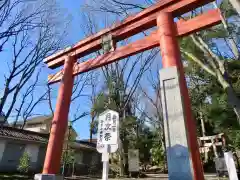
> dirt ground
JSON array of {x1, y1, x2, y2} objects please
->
[{"x1": 65, "y1": 174, "x2": 228, "y2": 180}]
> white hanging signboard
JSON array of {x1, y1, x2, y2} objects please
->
[
  {"x1": 96, "y1": 109, "x2": 120, "y2": 180},
  {"x1": 97, "y1": 109, "x2": 119, "y2": 153}
]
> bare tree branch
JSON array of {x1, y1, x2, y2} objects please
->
[{"x1": 0, "y1": 0, "x2": 68, "y2": 123}]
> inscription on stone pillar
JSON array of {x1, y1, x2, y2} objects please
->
[
  {"x1": 163, "y1": 78, "x2": 186, "y2": 147},
  {"x1": 160, "y1": 66, "x2": 193, "y2": 180}
]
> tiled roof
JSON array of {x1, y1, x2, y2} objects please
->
[
  {"x1": 80, "y1": 138, "x2": 97, "y2": 143},
  {"x1": 77, "y1": 140, "x2": 97, "y2": 148},
  {"x1": 71, "y1": 141, "x2": 96, "y2": 151},
  {"x1": 0, "y1": 126, "x2": 49, "y2": 143},
  {"x1": 0, "y1": 126, "x2": 97, "y2": 151}
]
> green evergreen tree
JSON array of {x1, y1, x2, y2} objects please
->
[
  {"x1": 181, "y1": 0, "x2": 240, "y2": 121},
  {"x1": 18, "y1": 152, "x2": 31, "y2": 173}
]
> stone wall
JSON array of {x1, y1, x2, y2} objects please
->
[{"x1": 0, "y1": 138, "x2": 45, "y2": 173}]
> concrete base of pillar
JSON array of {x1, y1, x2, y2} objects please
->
[
  {"x1": 34, "y1": 174, "x2": 63, "y2": 180},
  {"x1": 159, "y1": 66, "x2": 193, "y2": 180}
]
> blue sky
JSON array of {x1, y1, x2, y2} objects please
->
[
  {"x1": 0, "y1": 0, "x2": 93, "y2": 139},
  {"x1": 58, "y1": 1, "x2": 85, "y2": 44},
  {"x1": 49, "y1": 0, "x2": 92, "y2": 139},
  {"x1": 19, "y1": 0, "x2": 158, "y2": 139},
  {"x1": 52, "y1": 0, "x2": 235, "y2": 139},
  {"x1": 44, "y1": 0, "x2": 160, "y2": 139},
  {"x1": 0, "y1": 0, "x2": 155, "y2": 140}
]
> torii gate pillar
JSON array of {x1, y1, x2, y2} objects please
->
[
  {"x1": 158, "y1": 12, "x2": 204, "y2": 180},
  {"x1": 35, "y1": 56, "x2": 75, "y2": 180}
]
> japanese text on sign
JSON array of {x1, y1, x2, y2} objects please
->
[{"x1": 97, "y1": 110, "x2": 119, "y2": 145}]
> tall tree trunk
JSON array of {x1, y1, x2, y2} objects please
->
[
  {"x1": 5, "y1": 86, "x2": 20, "y2": 120},
  {"x1": 89, "y1": 130, "x2": 93, "y2": 142},
  {"x1": 90, "y1": 113, "x2": 94, "y2": 142},
  {"x1": 119, "y1": 141, "x2": 125, "y2": 177},
  {"x1": 0, "y1": 83, "x2": 11, "y2": 115},
  {"x1": 0, "y1": 90, "x2": 8, "y2": 115},
  {"x1": 72, "y1": 159, "x2": 75, "y2": 177},
  {"x1": 123, "y1": 139, "x2": 129, "y2": 176},
  {"x1": 216, "y1": 69, "x2": 240, "y2": 123},
  {"x1": 228, "y1": 0, "x2": 240, "y2": 16},
  {"x1": 199, "y1": 111, "x2": 208, "y2": 163},
  {"x1": 200, "y1": 112, "x2": 206, "y2": 137},
  {"x1": 123, "y1": 109, "x2": 129, "y2": 176},
  {"x1": 212, "y1": 1, "x2": 239, "y2": 60},
  {"x1": 119, "y1": 109, "x2": 129, "y2": 176},
  {"x1": 119, "y1": 108, "x2": 125, "y2": 177},
  {"x1": 160, "y1": 132, "x2": 167, "y2": 173},
  {"x1": 227, "y1": 86, "x2": 240, "y2": 123}
]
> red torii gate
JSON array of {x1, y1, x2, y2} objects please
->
[{"x1": 39, "y1": 0, "x2": 222, "y2": 179}]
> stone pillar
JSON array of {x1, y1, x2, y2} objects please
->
[
  {"x1": 34, "y1": 174, "x2": 63, "y2": 180},
  {"x1": 157, "y1": 12, "x2": 204, "y2": 180},
  {"x1": 159, "y1": 67, "x2": 192, "y2": 179}
]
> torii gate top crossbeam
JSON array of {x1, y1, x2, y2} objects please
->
[
  {"x1": 44, "y1": 0, "x2": 215, "y2": 69},
  {"x1": 48, "y1": 9, "x2": 221, "y2": 84}
]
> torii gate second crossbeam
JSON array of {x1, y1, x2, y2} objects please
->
[{"x1": 36, "y1": 0, "x2": 223, "y2": 180}]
